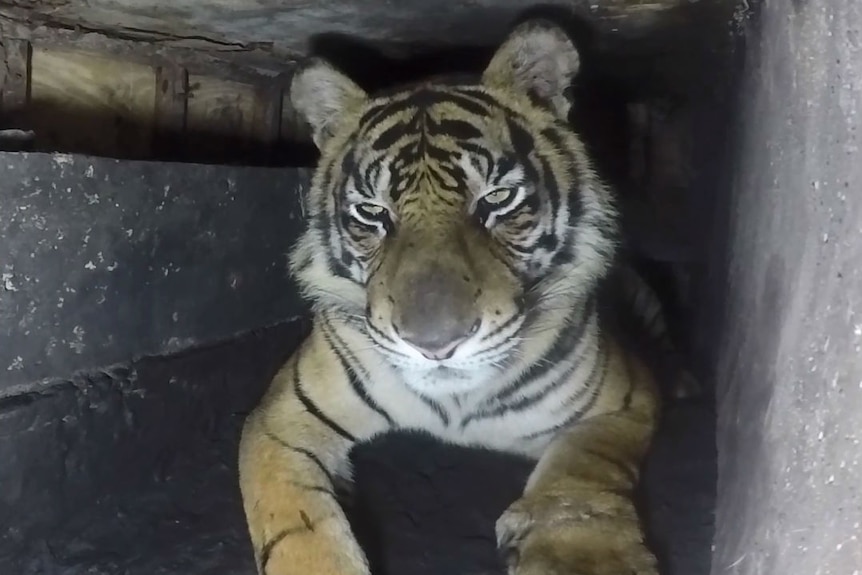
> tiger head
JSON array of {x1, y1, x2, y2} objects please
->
[{"x1": 289, "y1": 19, "x2": 618, "y2": 386}]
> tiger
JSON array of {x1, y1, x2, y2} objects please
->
[{"x1": 238, "y1": 18, "x2": 664, "y2": 575}]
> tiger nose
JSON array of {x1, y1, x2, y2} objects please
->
[
  {"x1": 397, "y1": 316, "x2": 481, "y2": 360},
  {"x1": 393, "y1": 271, "x2": 481, "y2": 360}
]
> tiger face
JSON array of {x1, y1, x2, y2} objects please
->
[{"x1": 289, "y1": 20, "x2": 617, "y2": 388}]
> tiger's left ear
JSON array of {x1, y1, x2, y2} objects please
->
[
  {"x1": 482, "y1": 19, "x2": 580, "y2": 119},
  {"x1": 290, "y1": 58, "x2": 369, "y2": 149}
]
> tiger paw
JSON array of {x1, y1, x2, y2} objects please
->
[{"x1": 495, "y1": 488, "x2": 659, "y2": 575}]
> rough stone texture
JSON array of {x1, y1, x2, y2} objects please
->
[
  {"x1": 0, "y1": 153, "x2": 310, "y2": 393},
  {"x1": 705, "y1": 0, "x2": 862, "y2": 573},
  {"x1": 0, "y1": 321, "x2": 304, "y2": 575}
]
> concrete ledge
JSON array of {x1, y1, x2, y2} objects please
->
[{"x1": 0, "y1": 153, "x2": 310, "y2": 392}]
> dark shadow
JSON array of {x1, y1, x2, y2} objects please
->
[{"x1": 307, "y1": 32, "x2": 496, "y2": 93}]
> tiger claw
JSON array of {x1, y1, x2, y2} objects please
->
[{"x1": 496, "y1": 502, "x2": 533, "y2": 550}]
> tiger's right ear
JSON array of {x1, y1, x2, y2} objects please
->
[
  {"x1": 290, "y1": 59, "x2": 368, "y2": 149},
  {"x1": 482, "y1": 19, "x2": 580, "y2": 119}
]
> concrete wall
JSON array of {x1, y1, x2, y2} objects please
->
[
  {"x1": 706, "y1": 1, "x2": 862, "y2": 573},
  {"x1": 0, "y1": 153, "x2": 310, "y2": 393}
]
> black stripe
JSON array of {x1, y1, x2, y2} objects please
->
[
  {"x1": 473, "y1": 336, "x2": 596, "y2": 423},
  {"x1": 293, "y1": 364, "x2": 357, "y2": 442},
  {"x1": 362, "y1": 152, "x2": 389, "y2": 191},
  {"x1": 459, "y1": 142, "x2": 496, "y2": 168},
  {"x1": 581, "y1": 445, "x2": 638, "y2": 487},
  {"x1": 286, "y1": 480, "x2": 340, "y2": 499},
  {"x1": 364, "y1": 318, "x2": 399, "y2": 346},
  {"x1": 492, "y1": 245, "x2": 524, "y2": 281},
  {"x1": 340, "y1": 148, "x2": 358, "y2": 185},
  {"x1": 539, "y1": 127, "x2": 571, "y2": 213},
  {"x1": 433, "y1": 161, "x2": 468, "y2": 190},
  {"x1": 521, "y1": 338, "x2": 609, "y2": 441},
  {"x1": 467, "y1": 317, "x2": 524, "y2": 367},
  {"x1": 325, "y1": 240, "x2": 361, "y2": 285},
  {"x1": 357, "y1": 100, "x2": 392, "y2": 127},
  {"x1": 557, "y1": 349, "x2": 601, "y2": 410},
  {"x1": 372, "y1": 117, "x2": 416, "y2": 151},
  {"x1": 321, "y1": 318, "x2": 395, "y2": 426},
  {"x1": 462, "y1": 302, "x2": 595, "y2": 429},
  {"x1": 540, "y1": 126, "x2": 567, "y2": 152},
  {"x1": 505, "y1": 116, "x2": 536, "y2": 159},
  {"x1": 425, "y1": 141, "x2": 458, "y2": 163},
  {"x1": 620, "y1": 349, "x2": 640, "y2": 412},
  {"x1": 565, "y1": 338, "x2": 608, "y2": 418},
  {"x1": 427, "y1": 88, "x2": 494, "y2": 117},
  {"x1": 536, "y1": 232, "x2": 559, "y2": 252},
  {"x1": 264, "y1": 431, "x2": 336, "y2": 486},
  {"x1": 551, "y1": 243, "x2": 576, "y2": 266},
  {"x1": 260, "y1": 525, "x2": 310, "y2": 573},
  {"x1": 508, "y1": 242, "x2": 535, "y2": 256},
  {"x1": 484, "y1": 298, "x2": 596, "y2": 406},
  {"x1": 450, "y1": 87, "x2": 503, "y2": 111},
  {"x1": 504, "y1": 117, "x2": 545, "y2": 209},
  {"x1": 429, "y1": 118, "x2": 483, "y2": 140},
  {"x1": 310, "y1": 166, "x2": 349, "y2": 282},
  {"x1": 411, "y1": 390, "x2": 450, "y2": 427},
  {"x1": 358, "y1": 95, "x2": 412, "y2": 129},
  {"x1": 478, "y1": 312, "x2": 522, "y2": 343},
  {"x1": 365, "y1": 320, "x2": 411, "y2": 358}
]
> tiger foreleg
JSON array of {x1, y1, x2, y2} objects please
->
[
  {"x1": 238, "y1": 338, "x2": 389, "y2": 575},
  {"x1": 239, "y1": 414, "x2": 368, "y2": 575},
  {"x1": 497, "y1": 354, "x2": 660, "y2": 575}
]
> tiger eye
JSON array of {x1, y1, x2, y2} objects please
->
[
  {"x1": 355, "y1": 203, "x2": 386, "y2": 219},
  {"x1": 482, "y1": 188, "x2": 513, "y2": 205}
]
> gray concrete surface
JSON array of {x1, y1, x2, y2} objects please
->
[
  {"x1": 0, "y1": 153, "x2": 310, "y2": 393},
  {"x1": 705, "y1": 1, "x2": 862, "y2": 573}
]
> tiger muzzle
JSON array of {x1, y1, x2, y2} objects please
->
[{"x1": 391, "y1": 265, "x2": 481, "y2": 360}]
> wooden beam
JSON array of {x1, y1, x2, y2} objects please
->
[
  {"x1": 251, "y1": 81, "x2": 284, "y2": 163},
  {"x1": 0, "y1": 37, "x2": 31, "y2": 113},
  {"x1": 27, "y1": 47, "x2": 156, "y2": 157},
  {"x1": 185, "y1": 74, "x2": 257, "y2": 161},
  {"x1": 0, "y1": 15, "x2": 294, "y2": 85},
  {"x1": 153, "y1": 63, "x2": 189, "y2": 156}
]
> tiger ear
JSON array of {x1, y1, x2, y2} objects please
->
[
  {"x1": 481, "y1": 19, "x2": 580, "y2": 119},
  {"x1": 290, "y1": 58, "x2": 368, "y2": 149}
]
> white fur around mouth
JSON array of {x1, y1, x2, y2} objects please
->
[{"x1": 396, "y1": 363, "x2": 503, "y2": 396}]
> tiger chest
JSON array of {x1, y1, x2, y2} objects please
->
[{"x1": 383, "y1": 373, "x2": 588, "y2": 460}]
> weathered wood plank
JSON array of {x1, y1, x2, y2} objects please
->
[
  {"x1": 251, "y1": 82, "x2": 284, "y2": 163},
  {"x1": 28, "y1": 48, "x2": 156, "y2": 157},
  {"x1": 0, "y1": 37, "x2": 31, "y2": 112},
  {"x1": 1, "y1": 38, "x2": 288, "y2": 161},
  {"x1": 185, "y1": 74, "x2": 257, "y2": 161},
  {"x1": 0, "y1": 16, "x2": 294, "y2": 84},
  {"x1": 153, "y1": 63, "x2": 189, "y2": 156}
]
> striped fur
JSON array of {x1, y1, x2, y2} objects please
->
[
  {"x1": 239, "y1": 19, "x2": 661, "y2": 575},
  {"x1": 608, "y1": 260, "x2": 702, "y2": 400}
]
